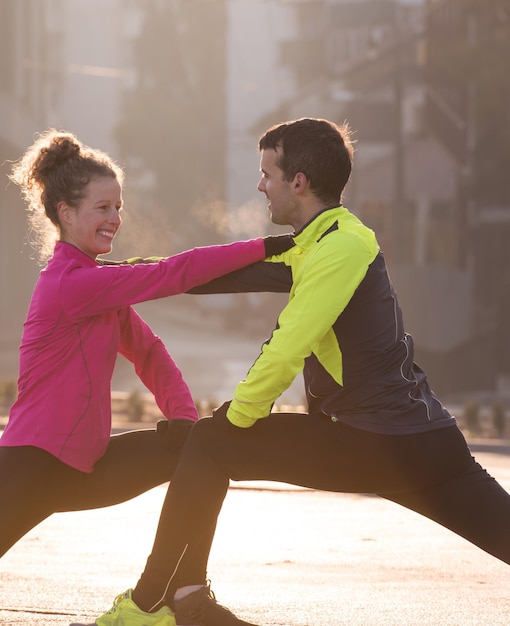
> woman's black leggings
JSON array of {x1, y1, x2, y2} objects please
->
[{"x1": 0, "y1": 425, "x2": 179, "y2": 558}]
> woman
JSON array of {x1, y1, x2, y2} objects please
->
[{"x1": 0, "y1": 129, "x2": 293, "y2": 560}]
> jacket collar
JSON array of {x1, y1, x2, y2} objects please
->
[
  {"x1": 293, "y1": 205, "x2": 348, "y2": 250},
  {"x1": 52, "y1": 241, "x2": 100, "y2": 266}
]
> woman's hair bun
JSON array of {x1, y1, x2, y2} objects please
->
[{"x1": 35, "y1": 133, "x2": 81, "y2": 179}]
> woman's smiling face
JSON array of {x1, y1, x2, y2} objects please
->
[{"x1": 58, "y1": 175, "x2": 123, "y2": 259}]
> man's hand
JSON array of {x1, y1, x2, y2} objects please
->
[
  {"x1": 157, "y1": 418, "x2": 195, "y2": 453},
  {"x1": 212, "y1": 401, "x2": 240, "y2": 433}
]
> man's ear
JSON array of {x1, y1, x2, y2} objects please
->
[
  {"x1": 57, "y1": 201, "x2": 72, "y2": 224},
  {"x1": 293, "y1": 172, "x2": 308, "y2": 193}
]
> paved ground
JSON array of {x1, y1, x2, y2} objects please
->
[{"x1": 1, "y1": 441, "x2": 509, "y2": 626}]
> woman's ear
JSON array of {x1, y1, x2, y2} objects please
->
[{"x1": 57, "y1": 201, "x2": 72, "y2": 224}]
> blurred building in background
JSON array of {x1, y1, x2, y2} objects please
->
[
  {"x1": 0, "y1": 0, "x2": 60, "y2": 376},
  {"x1": 0, "y1": 0, "x2": 228, "y2": 377},
  {"x1": 0, "y1": 0, "x2": 136, "y2": 376},
  {"x1": 1, "y1": 0, "x2": 509, "y2": 399},
  {"x1": 423, "y1": 0, "x2": 510, "y2": 393}
]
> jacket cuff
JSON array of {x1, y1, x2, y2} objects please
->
[{"x1": 226, "y1": 403, "x2": 258, "y2": 428}]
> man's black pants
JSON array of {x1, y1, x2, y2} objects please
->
[{"x1": 134, "y1": 413, "x2": 510, "y2": 611}]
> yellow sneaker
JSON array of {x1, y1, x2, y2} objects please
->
[{"x1": 95, "y1": 589, "x2": 176, "y2": 626}]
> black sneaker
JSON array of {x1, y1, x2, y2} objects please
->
[{"x1": 174, "y1": 585, "x2": 258, "y2": 626}]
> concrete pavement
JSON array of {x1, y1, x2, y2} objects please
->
[{"x1": 0, "y1": 443, "x2": 509, "y2": 626}]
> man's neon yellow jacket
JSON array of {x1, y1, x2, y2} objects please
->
[{"x1": 192, "y1": 206, "x2": 455, "y2": 435}]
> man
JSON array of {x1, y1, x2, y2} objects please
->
[{"x1": 94, "y1": 118, "x2": 510, "y2": 626}]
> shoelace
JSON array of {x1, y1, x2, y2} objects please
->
[
  {"x1": 105, "y1": 591, "x2": 128, "y2": 615},
  {"x1": 204, "y1": 584, "x2": 217, "y2": 603}
]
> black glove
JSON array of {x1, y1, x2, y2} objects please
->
[
  {"x1": 157, "y1": 418, "x2": 195, "y2": 453},
  {"x1": 263, "y1": 234, "x2": 295, "y2": 257},
  {"x1": 212, "y1": 401, "x2": 240, "y2": 433}
]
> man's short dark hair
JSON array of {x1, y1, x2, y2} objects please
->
[{"x1": 259, "y1": 118, "x2": 354, "y2": 205}]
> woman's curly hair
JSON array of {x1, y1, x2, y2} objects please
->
[{"x1": 9, "y1": 129, "x2": 124, "y2": 262}]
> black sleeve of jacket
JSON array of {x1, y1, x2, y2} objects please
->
[{"x1": 187, "y1": 260, "x2": 292, "y2": 294}]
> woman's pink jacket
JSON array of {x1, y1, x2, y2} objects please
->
[{"x1": 0, "y1": 239, "x2": 264, "y2": 471}]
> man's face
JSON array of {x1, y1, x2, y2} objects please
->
[{"x1": 257, "y1": 148, "x2": 300, "y2": 228}]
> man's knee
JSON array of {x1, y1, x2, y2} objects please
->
[
  {"x1": 187, "y1": 416, "x2": 220, "y2": 448},
  {"x1": 186, "y1": 415, "x2": 245, "y2": 458}
]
